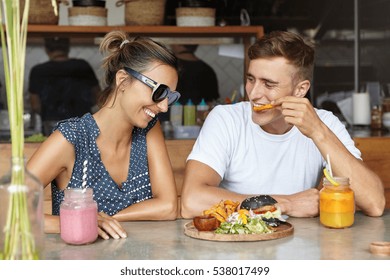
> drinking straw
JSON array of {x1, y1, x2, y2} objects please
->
[
  {"x1": 82, "y1": 159, "x2": 88, "y2": 191},
  {"x1": 326, "y1": 154, "x2": 333, "y2": 177}
]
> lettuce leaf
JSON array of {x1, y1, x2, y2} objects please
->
[{"x1": 215, "y1": 217, "x2": 274, "y2": 235}]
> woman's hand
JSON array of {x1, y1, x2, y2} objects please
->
[{"x1": 97, "y1": 212, "x2": 128, "y2": 240}]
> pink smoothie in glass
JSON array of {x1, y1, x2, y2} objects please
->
[{"x1": 60, "y1": 207, "x2": 98, "y2": 245}]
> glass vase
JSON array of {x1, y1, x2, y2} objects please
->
[{"x1": 0, "y1": 157, "x2": 44, "y2": 260}]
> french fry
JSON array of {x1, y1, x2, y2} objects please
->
[
  {"x1": 202, "y1": 200, "x2": 240, "y2": 223},
  {"x1": 224, "y1": 199, "x2": 238, "y2": 206},
  {"x1": 216, "y1": 207, "x2": 228, "y2": 220},
  {"x1": 213, "y1": 212, "x2": 227, "y2": 223},
  {"x1": 253, "y1": 104, "x2": 274, "y2": 111}
]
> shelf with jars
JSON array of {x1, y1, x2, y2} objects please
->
[
  {"x1": 26, "y1": 25, "x2": 263, "y2": 40},
  {"x1": 26, "y1": 24, "x2": 263, "y2": 74}
]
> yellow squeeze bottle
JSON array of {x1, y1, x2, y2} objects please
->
[{"x1": 183, "y1": 99, "x2": 196, "y2": 126}]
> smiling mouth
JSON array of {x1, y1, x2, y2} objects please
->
[
  {"x1": 253, "y1": 104, "x2": 274, "y2": 112},
  {"x1": 144, "y1": 108, "x2": 156, "y2": 118}
]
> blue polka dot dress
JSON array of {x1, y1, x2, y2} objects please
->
[{"x1": 51, "y1": 113, "x2": 157, "y2": 216}]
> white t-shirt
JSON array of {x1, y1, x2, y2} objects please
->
[{"x1": 188, "y1": 101, "x2": 361, "y2": 195}]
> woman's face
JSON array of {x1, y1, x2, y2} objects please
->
[{"x1": 122, "y1": 63, "x2": 178, "y2": 128}]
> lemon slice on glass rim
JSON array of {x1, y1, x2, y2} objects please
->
[{"x1": 323, "y1": 168, "x2": 340, "y2": 186}]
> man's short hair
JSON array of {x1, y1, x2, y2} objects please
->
[
  {"x1": 248, "y1": 31, "x2": 315, "y2": 82},
  {"x1": 44, "y1": 37, "x2": 70, "y2": 54},
  {"x1": 182, "y1": 44, "x2": 198, "y2": 54}
]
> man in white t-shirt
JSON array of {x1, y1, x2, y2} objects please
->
[{"x1": 181, "y1": 31, "x2": 385, "y2": 218}]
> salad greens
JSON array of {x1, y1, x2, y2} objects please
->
[
  {"x1": 215, "y1": 216, "x2": 274, "y2": 234},
  {"x1": 213, "y1": 207, "x2": 286, "y2": 235}
]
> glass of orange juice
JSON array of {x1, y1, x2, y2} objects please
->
[{"x1": 320, "y1": 177, "x2": 355, "y2": 228}]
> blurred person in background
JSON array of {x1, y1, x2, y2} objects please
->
[
  {"x1": 171, "y1": 44, "x2": 219, "y2": 105},
  {"x1": 28, "y1": 37, "x2": 101, "y2": 135},
  {"x1": 159, "y1": 44, "x2": 220, "y2": 122}
]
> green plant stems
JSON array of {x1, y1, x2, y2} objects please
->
[
  {"x1": 1, "y1": 0, "x2": 57, "y2": 260},
  {"x1": 0, "y1": 0, "x2": 38, "y2": 260}
]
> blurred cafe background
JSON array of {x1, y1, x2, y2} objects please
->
[{"x1": 1, "y1": 0, "x2": 390, "y2": 139}]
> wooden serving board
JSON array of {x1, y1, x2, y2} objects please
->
[{"x1": 184, "y1": 221, "x2": 294, "y2": 242}]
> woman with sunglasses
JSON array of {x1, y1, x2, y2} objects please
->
[{"x1": 27, "y1": 31, "x2": 181, "y2": 240}]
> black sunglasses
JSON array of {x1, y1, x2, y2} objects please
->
[{"x1": 124, "y1": 67, "x2": 180, "y2": 106}]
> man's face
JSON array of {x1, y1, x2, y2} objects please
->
[{"x1": 245, "y1": 57, "x2": 298, "y2": 129}]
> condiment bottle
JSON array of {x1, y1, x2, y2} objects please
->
[
  {"x1": 320, "y1": 177, "x2": 355, "y2": 228},
  {"x1": 382, "y1": 97, "x2": 390, "y2": 113},
  {"x1": 170, "y1": 101, "x2": 183, "y2": 126},
  {"x1": 60, "y1": 188, "x2": 98, "y2": 245},
  {"x1": 196, "y1": 98, "x2": 209, "y2": 126},
  {"x1": 371, "y1": 105, "x2": 382, "y2": 130},
  {"x1": 161, "y1": 120, "x2": 174, "y2": 139},
  {"x1": 183, "y1": 99, "x2": 196, "y2": 126}
]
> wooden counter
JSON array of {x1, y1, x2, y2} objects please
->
[
  {"x1": 354, "y1": 137, "x2": 390, "y2": 208},
  {"x1": 1, "y1": 137, "x2": 390, "y2": 213}
]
